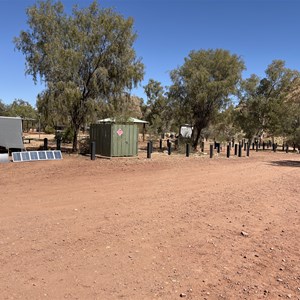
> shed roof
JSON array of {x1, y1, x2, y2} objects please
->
[{"x1": 96, "y1": 117, "x2": 148, "y2": 124}]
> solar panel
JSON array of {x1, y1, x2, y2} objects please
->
[
  {"x1": 12, "y1": 152, "x2": 21, "y2": 162},
  {"x1": 30, "y1": 151, "x2": 38, "y2": 160},
  {"x1": 53, "y1": 150, "x2": 62, "y2": 159},
  {"x1": 46, "y1": 151, "x2": 54, "y2": 160},
  {"x1": 21, "y1": 152, "x2": 30, "y2": 161},
  {"x1": 38, "y1": 151, "x2": 46, "y2": 160},
  {"x1": 12, "y1": 150, "x2": 63, "y2": 162}
]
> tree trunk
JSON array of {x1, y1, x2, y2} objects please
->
[
  {"x1": 72, "y1": 126, "x2": 80, "y2": 152},
  {"x1": 192, "y1": 127, "x2": 202, "y2": 150}
]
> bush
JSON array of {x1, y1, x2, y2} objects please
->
[
  {"x1": 78, "y1": 137, "x2": 90, "y2": 155},
  {"x1": 44, "y1": 125, "x2": 55, "y2": 134}
]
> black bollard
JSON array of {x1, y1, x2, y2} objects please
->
[
  {"x1": 234, "y1": 144, "x2": 238, "y2": 156},
  {"x1": 168, "y1": 142, "x2": 171, "y2": 155},
  {"x1": 43, "y1": 138, "x2": 48, "y2": 150},
  {"x1": 256, "y1": 142, "x2": 258, "y2": 152},
  {"x1": 286, "y1": 144, "x2": 289, "y2": 153},
  {"x1": 238, "y1": 144, "x2": 242, "y2": 157},
  {"x1": 247, "y1": 143, "x2": 250, "y2": 157},
  {"x1": 293, "y1": 144, "x2": 296, "y2": 151},
  {"x1": 186, "y1": 143, "x2": 190, "y2": 157},
  {"x1": 159, "y1": 139, "x2": 162, "y2": 150},
  {"x1": 201, "y1": 141, "x2": 204, "y2": 152},
  {"x1": 90, "y1": 141, "x2": 96, "y2": 160},
  {"x1": 147, "y1": 142, "x2": 151, "y2": 159},
  {"x1": 56, "y1": 137, "x2": 61, "y2": 151},
  {"x1": 217, "y1": 143, "x2": 220, "y2": 153},
  {"x1": 227, "y1": 145, "x2": 230, "y2": 158},
  {"x1": 210, "y1": 144, "x2": 213, "y2": 158}
]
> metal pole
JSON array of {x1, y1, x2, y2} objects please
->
[
  {"x1": 168, "y1": 142, "x2": 171, "y2": 155},
  {"x1": 186, "y1": 143, "x2": 190, "y2": 157},
  {"x1": 159, "y1": 139, "x2": 162, "y2": 150},
  {"x1": 90, "y1": 141, "x2": 96, "y2": 160},
  {"x1": 234, "y1": 144, "x2": 238, "y2": 155},
  {"x1": 210, "y1": 144, "x2": 213, "y2": 158},
  {"x1": 238, "y1": 144, "x2": 242, "y2": 157},
  {"x1": 247, "y1": 143, "x2": 250, "y2": 157},
  {"x1": 226, "y1": 145, "x2": 230, "y2": 158},
  {"x1": 38, "y1": 115, "x2": 41, "y2": 140},
  {"x1": 56, "y1": 137, "x2": 61, "y2": 150},
  {"x1": 43, "y1": 138, "x2": 48, "y2": 150},
  {"x1": 147, "y1": 142, "x2": 151, "y2": 158},
  {"x1": 201, "y1": 141, "x2": 204, "y2": 152}
]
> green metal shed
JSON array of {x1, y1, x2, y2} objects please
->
[{"x1": 90, "y1": 122, "x2": 138, "y2": 157}]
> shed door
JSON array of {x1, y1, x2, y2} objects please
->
[{"x1": 111, "y1": 124, "x2": 137, "y2": 156}]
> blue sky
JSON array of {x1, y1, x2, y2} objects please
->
[{"x1": 0, "y1": 0, "x2": 300, "y2": 107}]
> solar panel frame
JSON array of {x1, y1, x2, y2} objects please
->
[
  {"x1": 12, "y1": 152, "x2": 22, "y2": 162},
  {"x1": 53, "y1": 150, "x2": 62, "y2": 159},
  {"x1": 30, "y1": 151, "x2": 39, "y2": 160},
  {"x1": 38, "y1": 151, "x2": 47, "y2": 160},
  {"x1": 12, "y1": 150, "x2": 63, "y2": 162},
  {"x1": 21, "y1": 152, "x2": 30, "y2": 161},
  {"x1": 46, "y1": 151, "x2": 55, "y2": 160}
]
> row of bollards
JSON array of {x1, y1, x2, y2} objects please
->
[
  {"x1": 88, "y1": 138, "x2": 296, "y2": 161},
  {"x1": 43, "y1": 137, "x2": 62, "y2": 151}
]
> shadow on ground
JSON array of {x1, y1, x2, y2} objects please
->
[{"x1": 270, "y1": 160, "x2": 300, "y2": 167}]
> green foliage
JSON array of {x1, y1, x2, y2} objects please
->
[
  {"x1": 236, "y1": 60, "x2": 300, "y2": 140},
  {"x1": 169, "y1": 49, "x2": 245, "y2": 149},
  {"x1": 143, "y1": 79, "x2": 171, "y2": 136},
  {"x1": 6, "y1": 99, "x2": 37, "y2": 119},
  {"x1": 78, "y1": 136, "x2": 91, "y2": 155},
  {"x1": 15, "y1": 0, "x2": 144, "y2": 151},
  {"x1": 0, "y1": 100, "x2": 8, "y2": 116},
  {"x1": 212, "y1": 105, "x2": 241, "y2": 142},
  {"x1": 44, "y1": 125, "x2": 55, "y2": 134}
]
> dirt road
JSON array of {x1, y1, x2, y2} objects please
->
[{"x1": 0, "y1": 150, "x2": 299, "y2": 299}]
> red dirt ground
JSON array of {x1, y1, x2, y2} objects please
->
[{"x1": 0, "y1": 149, "x2": 299, "y2": 299}]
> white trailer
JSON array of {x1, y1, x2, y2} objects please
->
[{"x1": 0, "y1": 116, "x2": 24, "y2": 150}]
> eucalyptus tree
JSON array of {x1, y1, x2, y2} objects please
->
[
  {"x1": 0, "y1": 100, "x2": 8, "y2": 116},
  {"x1": 236, "y1": 60, "x2": 299, "y2": 140},
  {"x1": 15, "y1": 0, "x2": 144, "y2": 151},
  {"x1": 6, "y1": 99, "x2": 37, "y2": 119},
  {"x1": 143, "y1": 79, "x2": 171, "y2": 135},
  {"x1": 168, "y1": 49, "x2": 245, "y2": 149}
]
